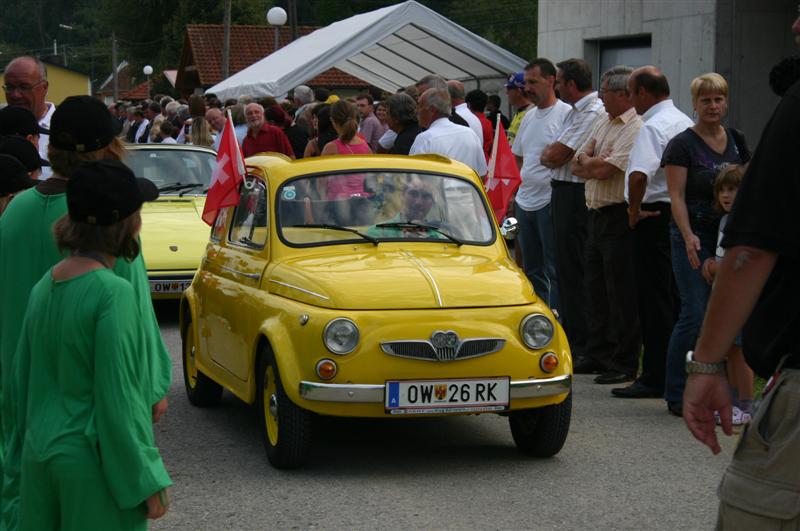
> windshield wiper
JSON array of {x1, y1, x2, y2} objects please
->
[
  {"x1": 158, "y1": 182, "x2": 203, "y2": 193},
  {"x1": 178, "y1": 184, "x2": 205, "y2": 197},
  {"x1": 292, "y1": 224, "x2": 379, "y2": 245},
  {"x1": 374, "y1": 221, "x2": 463, "y2": 246}
]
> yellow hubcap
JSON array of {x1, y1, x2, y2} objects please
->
[
  {"x1": 184, "y1": 328, "x2": 197, "y2": 389},
  {"x1": 264, "y1": 366, "x2": 279, "y2": 445}
]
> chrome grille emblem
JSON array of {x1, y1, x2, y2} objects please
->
[
  {"x1": 381, "y1": 333, "x2": 504, "y2": 362},
  {"x1": 430, "y1": 330, "x2": 459, "y2": 361}
]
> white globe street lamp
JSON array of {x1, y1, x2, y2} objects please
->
[
  {"x1": 143, "y1": 65, "x2": 153, "y2": 99},
  {"x1": 267, "y1": 6, "x2": 288, "y2": 51}
]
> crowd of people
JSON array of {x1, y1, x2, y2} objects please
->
[{"x1": 0, "y1": 15, "x2": 798, "y2": 524}]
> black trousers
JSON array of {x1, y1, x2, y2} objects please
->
[
  {"x1": 550, "y1": 180, "x2": 589, "y2": 357},
  {"x1": 585, "y1": 203, "x2": 641, "y2": 375},
  {"x1": 633, "y1": 202, "x2": 677, "y2": 391}
]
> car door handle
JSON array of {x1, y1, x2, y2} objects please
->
[{"x1": 219, "y1": 264, "x2": 261, "y2": 281}]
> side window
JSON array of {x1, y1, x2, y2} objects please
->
[
  {"x1": 229, "y1": 176, "x2": 268, "y2": 249},
  {"x1": 210, "y1": 207, "x2": 231, "y2": 242}
]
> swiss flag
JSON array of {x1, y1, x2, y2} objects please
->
[
  {"x1": 485, "y1": 116, "x2": 521, "y2": 224},
  {"x1": 202, "y1": 110, "x2": 246, "y2": 225}
]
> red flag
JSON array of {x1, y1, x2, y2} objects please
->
[
  {"x1": 485, "y1": 116, "x2": 521, "y2": 224},
  {"x1": 202, "y1": 110, "x2": 246, "y2": 225}
]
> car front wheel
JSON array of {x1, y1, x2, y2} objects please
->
[
  {"x1": 182, "y1": 314, "x2": 223, "y2": 407},
  {"x1": 256, "y1": 346, "x2": 313, "y2": 469},
  {"x1": 508, "y1": 392, "x2": 571, "y2": 457}
]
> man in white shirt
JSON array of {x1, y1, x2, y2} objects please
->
[
  {"x1": 448, "y1": 80, "x2": 483, "y2": 140},
  {"x1": 611, "y1": 66, "x2": 694, "y2": 399},
  {"x1": 3, "y1": 56, "x2": 55, "y2": 178},
  {"x1": 132, "y1": 107, "x2": 150, "y2": 144},
  {"x1": 511, "y1": 58, "x2": 571, "y2": 310},
  {"x1": 409, "y1": 88, "x2": 486, "y2": 177},
  {"x1": 539, "y1": 58, "x2": 606, "y2": 366}
]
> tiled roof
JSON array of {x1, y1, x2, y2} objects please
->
[
  {"x1": 184, "y1": 24, "x2": 368, "y2": 89},
  {"x1": 119, "y1": 81, "x2": 150, "y2": 101}
]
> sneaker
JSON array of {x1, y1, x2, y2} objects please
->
[
  {"x1": 715, "y1": 406, "x2": 753, "y2": 426},
  {"x1": 731, "y1": 406, "x2": 752, "y2": 426}
]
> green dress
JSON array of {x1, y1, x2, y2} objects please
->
[
  {"x1": 0, "y1": 188, "x2": 172, "y2": 529},
  {"x1": 11, "y1": 268, "x2": 172, "y2": 530}
]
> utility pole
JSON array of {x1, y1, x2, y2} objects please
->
[
  {"x1": 111, "y1": 32, "x2": 119, "y2": 101},
  {"x1": 290, "y1": 0, "x2": 298, "y2": 41},
  {"x1": 222, "y1": 0, "x2": 231, "y2": 79}
]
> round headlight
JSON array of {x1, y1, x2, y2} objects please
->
[
  {"x1": 323, "y1": 318, "x2": 359, "y2": 355},
  {"x1": 520, "y1": 314, "x2": 554, "y2": 349}
]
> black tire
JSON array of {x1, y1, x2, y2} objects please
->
[
  {"x1": 256, "y1": 345, "x2": 313, "y2": 469},
  {"x1": 509, "y1": 393, "x2": 572, "y2": 457},
  {"x1": 182, "y1": 313, "x2": 223, "y2": 407}
]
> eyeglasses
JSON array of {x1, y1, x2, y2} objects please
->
[
  {"x1": 2, "y1": 80, "x2": 46, "y2": 93},
  {"x1": 406, "y1": 189, "x2": 433, "y2": 201}
]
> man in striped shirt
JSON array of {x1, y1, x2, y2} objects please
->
[
  {"x1": 540, "y1": 58, "x2": 606, "y2": 367},
  {"x1": 570, "y1": 65, "x2": 643, "y2": 385}
]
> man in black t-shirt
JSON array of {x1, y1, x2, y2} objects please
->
[{"x1": 683, "y1": 13, "x2": 800, "y2": 529}]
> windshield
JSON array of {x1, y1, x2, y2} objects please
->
[
  {"x1": 125, "y1": 148, "x2": 216, "y2": 195},
  {"x1": 278, "y1": 172, "x2": 494, "y2": 246}
]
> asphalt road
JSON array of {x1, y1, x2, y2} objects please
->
[{"x1": 151, "y1": 300, "x2": 735, "y2": 530}]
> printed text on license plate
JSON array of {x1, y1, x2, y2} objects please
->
[
  {"x1": 385, "y1": 377, "x2": 509, "y2": 415},
  {"x1": 150, "y1": 280, "x2": 191, "y2": 294}
]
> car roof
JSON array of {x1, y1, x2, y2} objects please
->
[
  {"x1": 245, "y1": 153, "x2": 480, "y2": 186},
  {"x1": 125, "y1": 143, "x2": 217, "y2": 156}
]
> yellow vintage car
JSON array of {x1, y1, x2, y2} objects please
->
[
  {"x1": 126, "y1": 144, "x2": 217, "y2": 299},
  {"x1": 180, "y1": 153, "x2": 572, "y2": 469}
]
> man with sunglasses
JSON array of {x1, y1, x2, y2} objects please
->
[{"x1": 3, "y1": 56, "x2": 54, "y2": 178}]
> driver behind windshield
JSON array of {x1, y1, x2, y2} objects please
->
[{"x1": 367, "y1": 175, "x2": 447, "y2": 239}]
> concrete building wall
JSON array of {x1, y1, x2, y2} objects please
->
[
  {"x1": 538, "y1": 0, "x2": 716, "y2": 116},
  {"x1": 716, "y1": 0, "x2": 797, "y2": 143},
  {"x1": 539, "y1": 0, "x2": 799, "y2": 144}
]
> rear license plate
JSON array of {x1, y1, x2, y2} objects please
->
[
  {"x1": 385, "y1": 377, "x2": 509, "y2": 415},
  {"x1": 149, "y1": 280, "x2": 192, "y2": 294}
]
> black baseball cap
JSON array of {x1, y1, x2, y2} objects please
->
[
  {"x1": 0, "y1": 154, "x2": 37, "y2": 197},
  {"x1": 67, "y1": 160, "x2": 159, "y2": 225},
  {"x1": 0, "y1": 106, "x2": 49, "y2": 137},
  {"x1": 50, "y1": 96, "x2": 116, "y2": 153},
  {"x1": 0, "y1": 136, "x2": 48, "y2": 171}
]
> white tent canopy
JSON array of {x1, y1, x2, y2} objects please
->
[{"x1": 207, "y1": 0, "x2": 526, "y2": 100}]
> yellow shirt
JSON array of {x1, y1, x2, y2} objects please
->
[{"x1": 579, "y1": 107, "x2": 642, "y2": 209}]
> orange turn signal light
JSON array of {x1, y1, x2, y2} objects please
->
[
  {"x1": 316, "y1": 359, "x2": 338, "y2": 380},
  {"x1": 540, "y1": 352, "x2": 559, "y2": 373}
]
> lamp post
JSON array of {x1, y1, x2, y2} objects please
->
[
  {"x1": 267, "y1": 7, "x2": 288, "y2": 52},
  {"x1": 143, "y1": 65, "x2": 153, "y2": 99}
]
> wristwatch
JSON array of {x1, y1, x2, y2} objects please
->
[{"x1": 685, "y1": 351, "x2": 726, "y2": 375}]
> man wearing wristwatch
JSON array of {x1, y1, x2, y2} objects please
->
[{"x1": 683, "y1": 10, "x2": 800, "y2": 529}]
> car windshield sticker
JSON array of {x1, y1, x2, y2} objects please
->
[{"x1": 283, "y1": 186, "x2": 296, "y2": 200}]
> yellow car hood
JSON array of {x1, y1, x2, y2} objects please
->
[
  {"x1": 268, "y1": 249, "x2": 535, "y2": 310},
  {"x1": 141, "y1": 197, "x2": 209, "y2": 271}
]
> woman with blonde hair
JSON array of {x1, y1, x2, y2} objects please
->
[
  {"x1": 661, "y1": 73, "x2": 751, "y2": 416},
  {"x1": 187, "y1": 94, "x2": 214, "y2": 147}
]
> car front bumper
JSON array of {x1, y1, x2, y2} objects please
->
[{"x1": 298, "y1": 374, "x2": 571, "y2": 403}]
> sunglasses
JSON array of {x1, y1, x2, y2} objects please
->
[{"x1": 406, "y1": 189, "x2": 433, "y2": 200}]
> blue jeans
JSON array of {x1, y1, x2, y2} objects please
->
[
  {"x1": 664, "y1": 223, "x2": 717, "y2": 403},
  {"x1": 515, "y1": 202, "x2": 559, "y2": 310}
]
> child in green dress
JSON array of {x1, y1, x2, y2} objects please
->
[{"x1": 11, "y1": 160, "x2": 171, "y2": 530}]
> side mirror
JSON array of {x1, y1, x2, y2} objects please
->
[{"x1": 500, "y1": 217, "x2": 519, "y2": 240}]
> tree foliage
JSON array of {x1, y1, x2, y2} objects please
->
[{"x1": 0, "y1": 0, "x2": 537, "y2": 88}]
